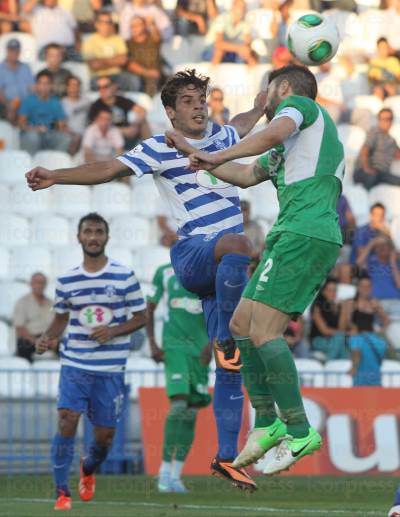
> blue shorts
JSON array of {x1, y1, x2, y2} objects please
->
[{"x1": 57, "y1": 365, "x2": 125, "y2": 428}]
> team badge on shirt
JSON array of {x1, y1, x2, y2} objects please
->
[{"x1": 105, "y1": 285, "x2": 117, "y2": 298}]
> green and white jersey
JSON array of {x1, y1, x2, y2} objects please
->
[
  {"x1": 147, "y1": 263, "x2": 208, "y2": 353},
  {"x1": 259, "y1": 95, "x2": 344, "y2": 245}
]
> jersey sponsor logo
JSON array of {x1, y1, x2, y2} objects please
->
[
  {"x1": 171, "y1": 373, "x2": 183, "y2": 381},
  {"x1": 170, "y1": 297, "x2": 203, "y2": 314},
  {"x1": 196, "y1": 170, "x2": 230, "y2": 190},
  {"x1": 78, "y1": 305, "x2": 113, "y2": 328},
  {"x1": 213, "y1": 139, "x2": 226, "y2": 150},
  {"x1": 105, "y1": 285, "x2": 117, "y2": 298}
]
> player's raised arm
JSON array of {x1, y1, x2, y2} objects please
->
[
  {"x1": 26, "y1": 158, "x2": 131, "y2": 191},
  {"x1": 228, "y1": 90, "x2": 267, "y2": 138}
]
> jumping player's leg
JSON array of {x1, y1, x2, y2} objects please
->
[{"x1": 388, "y1": 485, "x2": 400, "y2": 516}]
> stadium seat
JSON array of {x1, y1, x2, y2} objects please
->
[
  {"x1": 0, "y1": 214, "x2": 30, "y2": 247},
  {"x1": 32, "y1": 360, "x2": 61, "y2": 398},
  {"x1": 10, "y1": 182, "x2": 52, "y2": 215},
  {"x1": 109, "y1": 215, "x2": 154, "y2": 249},
  {"x1": 31, "y1": 214, "x2": 71, "y2": 247},
  {"x1": 32, "y1": 150, "x2": 72, "y2": 170},
  {"x1": 63, "y1": 61, "x2": 91, "y2": 93},
  {"x1": 161, "y1": 35, "x2": 199, "y2": 68},
  {"x1": 336, "y1": 283, "x2": 357, "y2": 301},
  {"x1": 147, "y1": 93, "x2": 171, "y2": 134},
  {"x1": 134, "y1": 246, "x2": 171, "y2": 282},
  {"x1": 337, "y1": 124, "x2": 366, "y2": 159},
  {"x1": 131, "y1": 182, "x2": 160, "y2": 218},
  {"x1": 52, "y1": 185, "x2": 91, "y2": 217},
  {"x1": 250, "y1": 181, "x2": 280, "y2": 223},
  {"x1": 294, "y1": 359, "x2": 325, "y2": 387},
  {"x1": 10, "y1": 246, "x2": 53, "y2": 281},
  {"x1": 383, "y1": 96, "x2": 400, "y2": 123},
  {"x1": 391, "y1": 160, "x2": 400, "y2": 177},
  {"x1": 343, "y1": 184, "x2": 370, "y2": 225},
  {"x1": 324, "y1": 359, "x2": 353, "y2": 387},
  {"x1": 125, "y1": 356, "x2": 164, "y2": 398},
  {"x1": 0, "y1": 184, "x2": 10, "y2": 213},
  {"x1": 0, "y1": 356, "x2": 35, "y2": 398},
  {"x1": 0, "y1": 321, "x2": 10, "y2": 356},
  {"x1": 51, "y1": 246, "x2": 82, "y2": 277},
  {"x1": 353, "y1": 95, "x2": 383, "y2": 116},
  {"x1": 92, "y1": 183, "x2": 131, "y2": 217},
  {"x1": 0, "y1": 247, "x2": 10, "y2": 279},
  {"x1": 323, "y1": 9, "x2": 363, "y2": 51},
  {"x1": 381, "y1": 359, "x2": 400, "y2": 387},
  {"x1": 108, "y1": 247, "x2": 134, "y2": 268},
  {"x1": 369, "y1": 185, "x2": 400, "y2": 219},
  {"x1": 122, "y1": 91, "x2": 153, "y2": 112},
  {"x1": 0, "y1": 281, "x2": 29, "y2": 320},
  {"x1": 0, "y1": 32, "x2": 37, "y2": 63},
  {"x1": 0, "y1": 120, "x2": 18, "y2": 149},
  {"x1": 386, "y1": 322, "x2": 400, "y2": 351},
  {"x1": 390, "y1": 123, "x2": 400, "y2": 146},
  {"x1": 0, "y1": 150, "x2": 32, "y2": 185},
  {"x1": 391, "y1": 215, "x2": 400, "y2": 249}
]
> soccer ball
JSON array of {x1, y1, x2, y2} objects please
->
[{"x1": 287, "y1": 13, "x2": 340, "y2": 66}]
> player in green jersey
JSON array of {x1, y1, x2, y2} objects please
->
[
  {"x1": 147, "y1": 263, "x2": 212, "y2": 493},
  {"x1": 165, "y1": 64, "x2": 344, "y2": 475}
]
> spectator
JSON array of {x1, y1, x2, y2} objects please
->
[
  {"x1": 22, "y1": 0, "x2": 80, "y2": 61},
  {"x1": 203, "y1": 0, "x2": 257, "y2": 65},
  {"x1": 284, "y1": 318, "x2": 309, "y2": 359},
  {"x1": 351, "y1": 202, "x2": 390, "y2": 265},
  {"x1": 340, "y1": 276, "x2": 388, "y2": 385},
  {"x1": 310, "y1": 0, "x2": 356, "y2": 12},
  {"x1": 88, "y1": 76, "x2": 151, "y2": 149},
  {"x1": 13, "y1": 272, "x2": 53, "y2": 362},
  {"x1": 126, "y1": 15, "x2": 164, "y2": 97},
  {"x1": 260, "y1": 45, "x2": 294, "y2": 89},
  {"x1": 309, "y1": 278, "x2": 348, "y2": 360},
  {"x1": 208, "y1": 87, "x2": 230, "y2": 125},
  {"x1": 0, "y1": 39, "x2": 34, "y2": 124},
  {"x1": 81, "y1": 106, "x2": 124, "y2": 163},
  {"x1": 240, "y1": 199, "x2": 264, "y2": 260},
  {"x1": 62, "y1": 75, "x2": 91, "y2": 153},
  {"x1": 0, "y1": 0, "x2": 29, "y2": 33},
  {"x1": 354, "y1": 108, "x2": 400, "y2": 190},
  {"x1": 72, "y1": 0, "x2": 104, "y2": 33},
  {"x1": 40, "y1": 44, "x2": 72, "y2": 97},
  {"x1": 274, "y1": 0, "x2": 294, "y2": 49},
  {"x1": 119, "y1": 0, "x2": 173, "y2": 42},
  {"x1": 315, "y1": 62, "x2": 346, "y2": 124},
  {"x1": 18, "y1": 70, "x2": 71, "y2": 155},
  {"x1": 356, "y1": 235, "x2": 400, "y2": 320},
  {"x1": 368, "y1": 37, "x2": 400, "y2": 99},
  {"x1": 82, "y1": 10, "x2": 132, "y2": 90},
  {"x1": 175, "y1": 0, "x2": 217, "y2": 37}
]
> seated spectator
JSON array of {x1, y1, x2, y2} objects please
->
[
  {"x1": 274, "y1": 0, "x2": 293, "y2": 49},
  {"x1": 82, "y1": 107, "x2": 124, "y2": 163},
  {"x1": 62, "y1": 75, "x2": 91, "y2": 154},
  {"x1": 119, "y1": 0, "x2": 173, "y2": 42},
  {"x1": 315, "y1": 62, "x2": 346, "y2": 124},
  {"x1": 309, "y1": 278, "x2": 348, "y2": 360},
  {"x1": 0, "y1": 0, "x2": 29, "y2": 33},
  {"x1": 356, "y1": 235, "x2": 400, "y2": 320},
  {"x1": 354, "y1": 108, "x2": 400, "y2": 190},
  {"x1": 240, "y1": 199, "x2": 264, "y2": 260},
  {"x1": 13, "y1": 272, "x2": 53, "y2": 362},
  {"x1": 126, "y1": 15, "x2": 164, "y2": 97},
  {"x1": 259, "y1": 45, "x2": 294, "y2": 89},
  {"x1": 351, "y1": 202, "x2": 390, "y2": 265},
  {"x1": 18, "y1": 70, "x2": 71, "y2": 155},
  {"x1": 0, "y1": 39, "x2": 33, "y2": 124},
  {"x1": 82, "y1": 10, "x2": 132, "y2": 91},
  {"x1": 40, "y1": 44, "x2": 71, "y2": 97},
  {"x1": 208, "y1": 87, "x2": 230, "y2": 125},
  {"x1": 72, "y1": 0, "x2": 104, "y2": 33},
  {"x1": 368, "y1": 37, "x2": 400, "y2": 100},
  {"x1": 22, "y1": 0, "x2": 80, "y2": 61},
  {"x1": 175, "y1": 0, "x2": 217, "y2": 37},
  {"x1": 203, "y1": 0, "x2": 257, "y2": 65},
  {"x1": 340, "y1": 275, "x2": 388, "y2": 385},
  {"x1": 88, "y1": 76, "x2": 150, "y2": 149},
  {"x1": 284, "y1": 318, "x2": 309, "y2": 359}
]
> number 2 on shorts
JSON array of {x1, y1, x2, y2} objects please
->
[{"x1": 259, "y1": 258, "x2": 273, "y2": 283}]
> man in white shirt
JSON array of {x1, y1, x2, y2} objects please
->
[{"x1": 82, "y1": 106, "x2": 124, "y2": 163}]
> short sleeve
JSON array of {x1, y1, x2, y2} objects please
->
[
  {"x1": 117, "y1": 139, "x2": 161, "y2": 177},
  {"x1": 273, "y1": 95, "x2": 319, "y2": 131},
  {"x1": 147, "y1": 266, "x2": 165, "y2": 305},
  {"x1": 82, "y1": 125, "x2": 96, "y2": 148},
  {"x1": 364, "y1": 128, "x2": 378, "y2": 149},
  {"x1": 13, "y1": 298, "x2": 26, "y2": 327},
  {"x1": 53, "y1": 279, "x2": 70, "y2": 314},
  {"x1": 110, "y1": 127, "x2": 124, "y2": 149},
  {"x1": 125, "y1": 271, "x2": 146, "y2": 313},
  {"x1": 224, "y1": 124, "x2": 241, "y2": 145},
  {"x1": 349, "y1": 335, "x2": 362, "y2": 351}
]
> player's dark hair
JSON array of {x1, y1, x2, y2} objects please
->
[
  {"x1": 161, "y1": 69, "x2": 210, "y2": 109},
  {"x1": 78, "y1": 213, "x2": 109, "y2": 235},
  {"x1": 35, "y1": 70, "x2": 53, "y2": 82},
  {"x1": 370, "y1": 202, "x2": 385, "y2": 212},
  {"x1": 268, "y1": 65, "x2": 318, "y2": 100}
]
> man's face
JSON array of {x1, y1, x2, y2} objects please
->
[
  {"x1": 67, "y1": 78, "x2": 80, "y2": 97},
  {"x1": 31, "y1": 274, "x2": 47, "y2": 297},
  {"x1": 377, "y1": 40, "x2": 390, "y2": 58},
  {"x1": 95, "y1": 111, "x2": 113, "y2": 132},
  {"x1": 131, "y1": 16, "x2": 146, "y2": 37},
  {"x1": 167, "y1": 85, "x2": 208, "y2": 137},
  {"x1": 208, "y1": 89, "x2": 224, "y2": 112},
  {"x1": 378, "y1": 111, "x2": 393, "y2": 132},
  {"x1": 46, "y1": 47, "x2": 63, "y2": 69},
  {"x1": 96, "y1": 78, "x2": 115, "y2": 100},
  {"x1": 36, "y1": 76, "x2": 52, "y2": 97},
  {"x1": 265, "y1": 79, "x2": 283, "y2": 121},
  {"x1": 370, "y1": 206, "x2": 385, "y2": 226},
  {"x1": 78, "y1": 220, "x2": 108, "y2": 258},
  {"x1": 95, "y1": 15, "x2": 114, "y2": 37},
  {"x1": 6, "y1": 48, "x2": 19, "y2": 64}
]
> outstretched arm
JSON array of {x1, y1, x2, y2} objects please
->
[
  {"x1": 26, "y1": 158, "x2": 131, "y2": 191},
  {"x1": 229, "y1": 91, "x2": 267, "y2": 138}
]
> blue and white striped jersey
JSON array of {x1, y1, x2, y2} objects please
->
[
  {"x1": 53, "y1": 259, "x2": 145, "y2": 374},
  {"x1": 117, "y1": 122, "x2": 244, "y2": 238}
]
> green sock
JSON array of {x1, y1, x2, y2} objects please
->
[
  {"x1": 162, "y1": 400, "x2": 189, "y2": 462},
  {"x1": 175, "y1": 408, "x2": 197, "y2": 462},
  {"x1": 235, "y1": 336, "x2": 277, "y2": 428},
  {"x1": 257, "y1": 337, "x2": 309, "y2": 438}
]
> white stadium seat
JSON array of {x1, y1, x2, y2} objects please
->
[
  {"x1": 131, "y1": 182, "x2": 160, "y2": 218},
  {"x1": 381, "y1": 359, "x2": 400, "y2": 387},
  {"x1": 384, "y1": 96, "x2": 400, "y2": 123},
  {"x1": 391, "y1": 215, "x2": 400, "y2": 249},
  {"x1": 92, "y1": 183, "x2": 131, "y2": 217},
  {"x1": 109, "y1": 215, "x2": 154, "y2": 249},
  {"x1": 134, "y1": 245, "x2": 171, "y2": 282},
  {"x1": 337, "y1": 124, "x2": 366, "y2": 159},
  {"x1": 294, "y1": 359, "x2": 325, "y2": 388},
  {"x1": 0, "y1": 247, "x2": 10, "y2": 279},
  {"x1": 10, "y1": 246, "x2": 53, "y2": 281},
  {"x1": 108, "y1": 248, "x2": 134, "y2": 268},
  {"x1": 336, "y1": 283, "x2": 357, "y2": 302},
  {"x1": 391, "y1": 160, "x2": 400, "y2": 177},
  {"x1": 0, "y1": 214, "x2": 30, "y2": 247},
  {"x1": 343, "y1": 184, "x2": 370, "y2": 225},
  {"x1": 369, "y1": 185, "x2": 400, "y2": 219},
  {"x1": 51, "y1": 246, "x2": 82, "y2": 277},
  {"x1": 0, "y1": 184, "x2": 10, "y2": 213},
  {"x1": 0, "y1": 150, "x2": 32, "y2": 185},
  {"x1": 0, "y1": 356, "x2": 35, "y2": 398},
  {"x1": 0, "y1": 281, "x2": 30, "y2": 320},
  {"x1": 390, "y1": 124, "x2": 400, "y2": 146},
  {"x1": 324, "y1": 359, "x2": 353, "y2": 387},
  {"x1": 0, "y1": 32, "x2": 37, "y2": 63},
  {"x1": 123, "y1": 91, "x2": 153, "y2": 112},
  {"x1": 10, "y1": 182, "x2": 52, "y2": 215},
  {"x1": 32, "y1": 150, "x2": 73, "y2": 170},
  {"x1": 32, "y1": 360, "x2": 61, "y2": 398},
  {"x1": 147, "y1": 93, "x2": 171, "y2": 134},
  {"x1": 31, "y1": 214, "x2": 71, "y2": 247},
  {"x1": 386, "y1": 322, "x2": 400, "y2": 351},
  {"x1": 359, "y1": 9, "x2": 389, "y2": 55},
  {"x1": 52, "y1": 185, "x2": 91, "y2": 217},
  {"x1": 0, "y1": 120, "x2": 18, "y2": 149},
  {"x1": 353, "y1": 95, "x2": 383, "y2": 116},
  {"x1": 0, "y1": 321, "x2": 11, "y2": 356}
]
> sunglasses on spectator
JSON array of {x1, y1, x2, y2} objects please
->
[{"x1": 98, "y1": 83, "x2": 112, "y2": 89}]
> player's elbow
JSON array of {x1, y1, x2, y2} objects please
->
[{"x1": 134, "y1": 310, "x2": 147, "y2": 330}]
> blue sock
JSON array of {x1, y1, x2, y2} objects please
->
[
  {"x1": 213, "y1": 368, "x2": 243, "y2": 460},
  {"x1": 51, "y1": 433, "x2": 75, "y2": 497},
  {"x1": 215, "y1": 253, "x2": 250, "y2": 342},
  {"x1": 83, "y1": 440, "x2": 110, "y2": 475},
  {"x1": 394, "y1": 485, "x2": 400, "y2": 506}
]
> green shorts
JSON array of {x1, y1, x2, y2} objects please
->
[
  {"x1": 243, "y1": 231, "x2": 340, "y2": 316},
  {"x1": 164, "y1": 346, "x2": 211, "y2": 407}
]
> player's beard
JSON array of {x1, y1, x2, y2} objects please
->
[
  {"x1": 83, "y1": 244, "x2": 106, "y2": 258},
  {"x1": 265, "y1": 93, "x2": 281, "y2": 122}
]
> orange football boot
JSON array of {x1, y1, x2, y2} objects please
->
[
  {"x1": 211, "y1": 458, "x2": 257, "y2": 492},
  {"x1": 54, "y1": 492, "x2": 72, "y2": 510},
  {"x1": 79, "y1": 459, "x2": 96, "y2": 502}
]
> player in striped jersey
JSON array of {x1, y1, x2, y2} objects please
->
[
  {"x1": 26, "y1": 69, "x2": 266, "y2": 490},
  {"x1": 35, "y1": 213, "x2": 146, "y2": 511}
]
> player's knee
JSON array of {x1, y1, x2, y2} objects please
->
[
  {"x1": 58, "y1": 410, "x2": 80, "y2": 437},
  {"x1": 217, "y1": 233, "x2": 252, "y2": 258},
  {"x1": 94, "y1": 428, "x2": 115, "y2": 448}
]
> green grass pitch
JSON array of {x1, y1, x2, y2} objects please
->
[{"x1": 0, "y1": 475, "x2": 396, "y2": 516}]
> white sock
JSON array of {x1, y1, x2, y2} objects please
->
[
  {"x1": 170, "y1": 460, "x2": 184, "y2": 480},
  {"x1": 159, "y1": 461, "x2": 171, "y2": 477}
]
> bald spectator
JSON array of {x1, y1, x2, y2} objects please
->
[
  {"x1": 119, "y1": 0, "x2": 173, "y2": 42},
  {"x1": 13, "y1": 273, "x2": 53, "y2": 362}
]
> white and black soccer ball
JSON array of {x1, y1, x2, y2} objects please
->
[{"x1": 287, "y1": 13, "x2": 340, "y2": 66}]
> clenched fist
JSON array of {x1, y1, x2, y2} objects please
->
[{"x1": 26, "y1": 167, "x2": 56, "y2": 191}]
